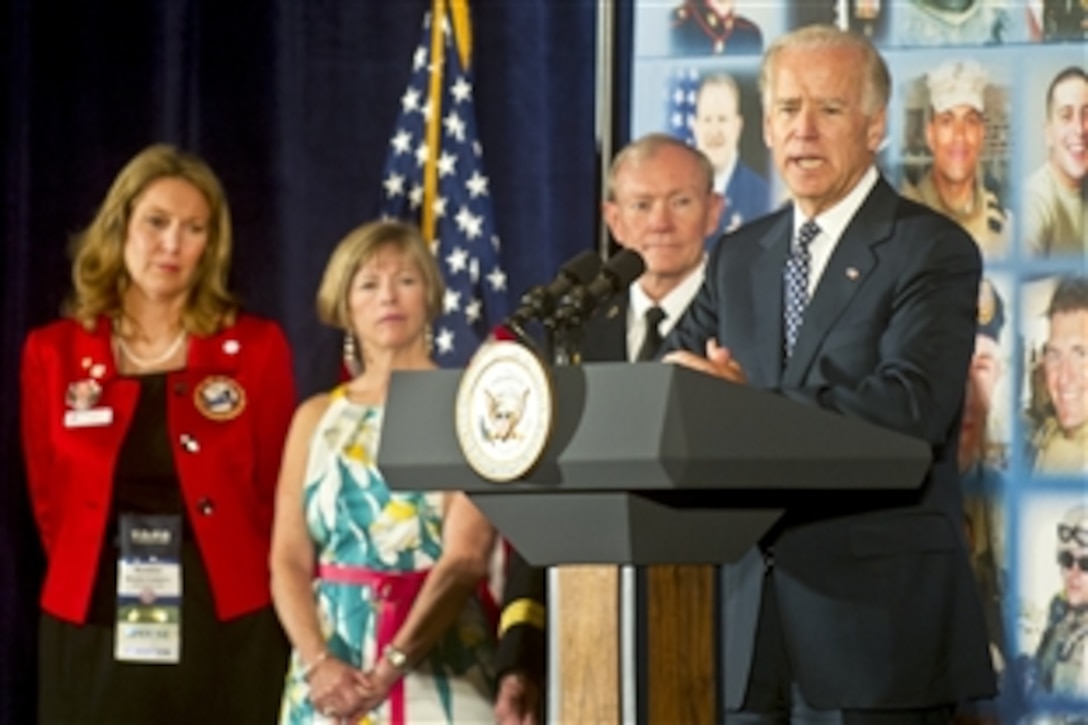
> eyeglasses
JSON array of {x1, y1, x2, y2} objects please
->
[
  {"x1": 1057, "y1": 550, "x2": 1088, "y2": 573},
  {"x1": 1058, "y1": 524, "x2": 1088, "y2": 548}
]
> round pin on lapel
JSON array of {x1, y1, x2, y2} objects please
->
[{"x1": 194, "y1": 376, "x2": 246, "y2": 421}]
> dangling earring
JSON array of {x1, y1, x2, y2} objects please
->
[
  {"x1": 425, "y1": 324, "x2": 434, "y2": 356},
  {"x1": 343, "y1": 331, "x2": 362, "y2": 377}
]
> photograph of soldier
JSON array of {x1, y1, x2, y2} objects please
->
[
  {"x1": 690, "y1": 72, "x2": 771, "y2": 238},
  {"x1": 960, "y1": 278, "x2": 1012, "y2": 692},
  {"x1": 1031, "y1": 503, "x2": 1088, "y2": 699},
  {"x1": 894, "y1": 0, "x2": 1029, "y2": 46},
  {"x1": 901, "y1": 58, "x2": 1011, "y2": 259},
  {"x1": 1024, "y1": 276, "x2": 1088, "y2": 475},
  {"x1": 1023, "y1": 65, "x2": 1088, "y2": 257},
  {"x1": 669, "y1": 0, "x2": 763, "y2": 56},
  {"x1": 1028, "y1": 0, "x2": 1087, "y2": 42}
]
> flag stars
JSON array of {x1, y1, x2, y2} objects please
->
[
  {"x1": 455, "y1": 205, "x2": 483, "y2": 239},
  {"x1": 487, "y1": 266, "x2": 507, "y2": 293},
  {"x1": 414, "y1": 142, "x2": 430, "y2": 167},
  {"x1": 465, "y1": 298, "x2": 482, "y2": 324},
  {"x1": 490, "y1": 234, "x2": 502, "y2": 251},
  {"x1": 437, "y1": 150, "x2": 458, "y2": 178},
  {"x1": 466, "y1": 171, "x2": 489, "y2": 198},
  {"x1": 451, "y1": 76, "x2": 472, "y2": 104},
  {"x1": 432, "y1": 195, "x2": 448, "y2": 219},
  {"x1": 412, "y1": 46, "x2": 428, "y2": 71},
  {"x1": 446, "y1": 246, "x2": 469, "y2": 274},
  {"x1": 443, "y1": 288, "x2": 461, "y2": 314},
  {"x1": 408, "y1": 184, "x2": 423, "y2": 209},
  {"x1": 443, "y1": 111, "x2": 466, "y2": 142},
  {"x1": 401, "y1": 87, "x2": 422, "y2": 114},
  {"x1": 434, "y1": 327, "x2": 455, "y2": 356},
  {"x1": 469, "y1": 258, "x2": 480, "y2": 283},
  {"x1": 390, "y1": 129, "x2": 412, "y2": 156},
  {"x1": 383, "y1": 172, "x2": 406, "y2": 199}
]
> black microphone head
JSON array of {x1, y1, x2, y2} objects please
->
[
  {"x1": 555, "y1": 249, "x2": 603, "y2": 290},
  {"x1": 509, "y1": 250, "x2": 604, "y2": 326},
  {"x1": 600, "y1": 248, "x2": 645, "y2": 289},
  {"x1": 551, "y1": 249, "x2": 646, "y2": 328}
]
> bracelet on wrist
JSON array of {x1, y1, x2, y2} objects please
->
[
  {"x1": 300, "y1": 650, "x2": 330, "y2": 681},
  {"x1": 382, "y1": 644, "x2": 410, "y2": 672}
]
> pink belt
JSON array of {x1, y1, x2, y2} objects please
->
[
  {"x1": 317, "y1": 564, "x2": 429, "y2": 724},
  {"x1": 316, "y1": 563, "x2": 500, "y2": 724}
]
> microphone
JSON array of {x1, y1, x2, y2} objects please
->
[
  {"x1": 549, "y1": 249, "x2": 645, "y2": 328},
  {"x1": 505, "y1": 250, "x2": 602, "y2": 330}
]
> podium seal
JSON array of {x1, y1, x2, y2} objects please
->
[{"x1": 455, "y1": 339, "x2": 554, "y2": 482}]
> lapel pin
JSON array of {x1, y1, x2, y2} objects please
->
[
  {"x1": 194, "y1": 375, "x2": 246, "y2": 421},
  {"x1": 223, "y1": 339, "x2": 240, "y2": 355},
  {"x1": 66, "y1": 379, "x2": 102, "y2": 411},
  {"x1": 846, "y1": 267, "x2": 860, "y2": 281}
]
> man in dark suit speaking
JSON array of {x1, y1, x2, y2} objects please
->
[{"x1": 663, "y1": 24, "x2": 996, "y2": 722}]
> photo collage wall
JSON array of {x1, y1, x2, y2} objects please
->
[{"x1": 631, "y1": 1, "x2": 1086, "y2": 720}]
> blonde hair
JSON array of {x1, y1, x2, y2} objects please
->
[
  {"x1": 315, "y1": 220, "x2": 444, "y2": 330},
  {"x1": 65, "y1": 143, "x2": 237, "y2": 334}
]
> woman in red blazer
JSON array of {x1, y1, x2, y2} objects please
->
[{"x1": 20, "y1": 144, "x2": 296, "y2": 723}]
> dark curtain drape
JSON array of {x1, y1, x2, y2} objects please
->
[{"x1": 0, "y1": 1, "x2": 599, "y2": 721}]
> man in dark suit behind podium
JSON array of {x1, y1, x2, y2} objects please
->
[
  {"x1": 663, "y1": 24, "x2": 996, "y2": 722},
  {"x1": 492, "y1": 133, "x2": 723, "y2": 724}
]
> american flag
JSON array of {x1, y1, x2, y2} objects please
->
[
  {"x1": 666, "y1": 66, "x2": 699, "y2": 146},
  {"x1": 379, "y1": 0, "x2": 508, "y2": 367}
]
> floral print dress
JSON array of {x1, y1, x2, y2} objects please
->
[{"x1": 279, "y1": 388, "x2": 495, "y2": 724}]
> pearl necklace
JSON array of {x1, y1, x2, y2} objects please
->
[{"x1": 115, "y1": 328, "x2": 188, "y2": 369}]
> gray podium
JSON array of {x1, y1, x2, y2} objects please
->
[{"x1": 378, "y1": 362, "x2": 931, "y2": 566}]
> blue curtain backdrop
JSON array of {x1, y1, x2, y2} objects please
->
[{"x1": 0, "y1": 1, "x2": 599, "y2": 721}]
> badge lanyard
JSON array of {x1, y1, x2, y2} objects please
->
[{"x1": 115, "y1": 514, "x2": 182, "y2": 663}]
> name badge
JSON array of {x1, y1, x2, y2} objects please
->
[
  {"x1": 115, "y1": 514, "x2": 182, "y2": 664},
  {"x1": 64, "y1": 408, "x2": 114, "y2": 428}
]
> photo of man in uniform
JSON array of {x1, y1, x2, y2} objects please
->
[
  {"x1": 1032, "y1": 503, "x2": 1088, "y2": 698},
  {"x1": 690, "y1": 72, "x2": 771, "y2": 238},
  {"x1": 902, "y1": 59, "x2": 1011, "y2": 258},
  {"x1": 1031, "y1": 276, "x2": 1088, "y2": 475},
  {"x1": 1024, "y1": 66, "x2": 1088, "y2": 257},
  {"x1": 669, "y1": 0, "x2": 763, "y2": 56}
]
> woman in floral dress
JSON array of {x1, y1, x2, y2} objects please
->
[{"x1": 271, "y1": 220, "x2": 497, "y2": 724}]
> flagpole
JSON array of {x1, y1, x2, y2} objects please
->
[
  {"x1": 422, "y1": 0, "x2": 447, "y2": 240},
  {"x1": 594, "y1": 0, "x2": 616, "y2": 260}
]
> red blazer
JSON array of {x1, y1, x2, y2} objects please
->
[{"x1": 21, "y1": 314, "x2": 296, "y2": 623}]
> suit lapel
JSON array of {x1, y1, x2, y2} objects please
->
[
  {"x1": 752, "y1": 213, "x2": 792, "y2": 387},
  {"x1": 783, "y1": 180, "x2": 898, "y2": 386},
  {"x1": 582, "y1": 293, "x2": 629, "y2": 363}
]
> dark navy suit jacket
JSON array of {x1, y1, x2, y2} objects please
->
[{"x1": 666, "y1": 177, "x2": 996, "y2": 709}]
